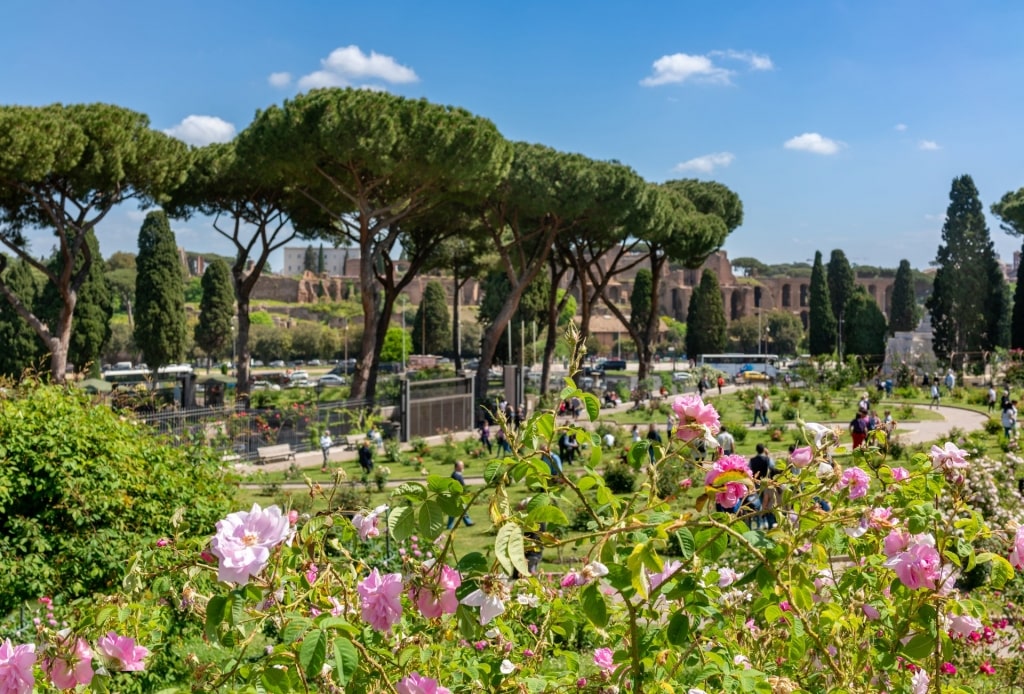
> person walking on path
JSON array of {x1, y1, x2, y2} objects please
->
[
  {"x1": 479, "y1": 421, "x2": 492, "y2": 455},
  {"x1": 646, "y1": 423, "x2": 663, "y2": 463},
  {"x1": 850, "y1": 409, "x2": 870, "y2": 449},
  {"x1": 446, "y1": 460, "x2": 474, "y2": 529},
  {"x1": 930, "y1": 383, "x2": 941, "y2": 409},
  {"x1": 495, "y1": 427, "x2": 512, "y2": 457},
  {"x1": 319, "y1": 431, "x2": 333, "y2": 471},
  {"x1": 988, "y1": 385, "x2": 998, "y2": 415},
  {"x1": 751, "y1": 392, "x2": 766, "y2": 427},
  {"x1": 716, "y1": 375, "x2": 724, "y2": 395},
  {"x1": 358, "y1": 439, "x2": 374, "y2": 475},
  {"x1": 716, "y1": 425, "x2": 736, "y2": 458},
  {"x1": 945, "y1": 369, "x2": 956, "y2": 395},
  {"x1": 1002, "y1": 400, "x2": 1018, "y2": 442},
  {"x1": 762, "y1": 394, "x2": 772, "y2": 426}
]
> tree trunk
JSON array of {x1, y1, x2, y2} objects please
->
[
  {"x1": 452, "y1": 267, "x2": 462, "y2": 370},
  {"x1": 350, "y1": 248, "x2": 381, "y2": 402},
  {"x1": 638, "y1": 254, "x2": 667, "y2": 382},
  {"x1": 235, "y1": 295, "x2": 252, "y2": 398}
]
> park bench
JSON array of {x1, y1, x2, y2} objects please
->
[
  {"x1": 335, "y1": 436, "x2": 358, "y2": 451},
  {"x1": 256, "y1": 444, "x2": 295, "y2": 465}
]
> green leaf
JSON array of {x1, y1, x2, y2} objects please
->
[
  {"x1": 526, "y1": 505, "x2": 569, "y2": 526},
  {"x1": 261, "y1": 665, "x2": 291, "y2": 694},
  {"x1": 582, "y1": 393, "x2": 600, "y2": 422},
  {"x1": 388, "y1": 505, "x2": 416, "y2": 542},
  {"x1": 988, "y1": 555, "x2": 1016, "y2": 589},
  {"x1": 673, "y1": 528, "x2": 695, "y2": 560},
  {"x1": 428, "y1": 475, "x2": 461, "y2": 493},
  {"x1": 666, "y1": 611, "x2": 690, "y2": 646},
  {"x1": 333, "y1": 638, "x2": 359, "y2": 686},
  {"x1": 484, "y1": 461, "x2": 505, "y2": 485},
  {"x1": 205, "y1": 595, "x2": 228, "y2": 642},
  {"x1": 580, "y1": 582, "x2": 608, "y2": 628},
  {"x1": 495, "y1": 522, "x2": 531, "y2": 577},
  {"x1": 457, "y1": 552, "x2": 490, "y2": 576},
  {"x1": 299, "y1": 629, "x2": 328, "y2": 682},
  {"x1": 419, "y1": 501, "x2": 447, "y2": 540},
  {"x1": 281, "y1": 617, "x2": 312, "y2": 645},
  {"x1": 901, "y1": 631, "x2": 936, "y2": 660},
  {"x1": 390, "y1": 482, "x2": 427, "y2": 499},
  {"x1": 534, "y1": 412, "x2": 555, "y2": 442}
]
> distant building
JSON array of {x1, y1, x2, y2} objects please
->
[{"x1": 282, "y1": 246, "x2": 356, "y2": 277}]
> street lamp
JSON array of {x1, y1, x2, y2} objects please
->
[{"x1": 668, "y1": 346, "x2": 676, "y2": 371}]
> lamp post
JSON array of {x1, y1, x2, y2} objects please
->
[
  {"x1": 757, "y1": 311, "x2": 762, "y2": 356},
  {"x1": 668, "y1": 346, "x2": 676, "y2": 372}
]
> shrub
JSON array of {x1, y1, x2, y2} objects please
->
[
  {"x1": 722, "y1": 420, "x2": 748, "y2": 444},
  {"x1": 602, "y1": 462, "x2": 637, "y2": 494},
  {"x1": 0, "y1": 381, "x2": 233, "y2": 614},
  {"x1": 985, "y1": 418, "x2": 1003, "y2": 436},
  {"x1": 781, "y1": 405, "x2": 798, "y2": 421},
  {"x1": 654, "y1": 458, "x2": 688, "y2": 499}
]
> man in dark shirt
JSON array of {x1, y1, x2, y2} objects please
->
[
  {"x1": 446, "y1": 460, "x2": 474, "y2": 529},
  {"x1": 748, "y1": 443, "x2": 777, "y2": 529},
  {"x1": 358, "y1": 439, "x2": 374, "y2": 475}
]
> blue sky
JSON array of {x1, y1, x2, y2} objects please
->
[{"x1": 4, "y1": 0, "x2": 1023, "y2": 272}]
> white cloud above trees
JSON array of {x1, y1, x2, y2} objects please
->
[
  {"x1": 673, "y1": 152, "x2": 735, "y2": 173},
  {"x1": 268, "y1": 72, "x2": 292, "y2": 88},
  {"x1": 292, "y1": 45, "x2": 419, "y2": 91},
  {"x1": 163, "y1": 115, "x2": 237, "y2": 146},
  {"x1": 641, "y1": 49, "x2": 772, "y2": 86},
  {"x1": 783, "y1": 132, "x2": 844, "y2": 155}
]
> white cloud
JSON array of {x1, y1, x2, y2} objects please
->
[
  {"x1": 641, "y1": 53, "x2": 731, "y2": 86},
  {"x1": 710, "y1": 49, "x2": 774, "y2": 71},
  {"x1": 894, "y1": 123, "x2": 907, "y2": 131},
  {"x1": 163, "y1": 115, "x2": 236, "y2": 146},
  {"x1": 783, "y1": 132, "x2": 844, "y2": 155},
  {"x1": 642, "y1": 49, "x2": 772, "y2": 86},
  {"x1": 673, "y1": 152, "x2": 735, "y2": 173},
  {"x1": 268, "y1": 71, "x2": 292, "y2": 88},
  {"x1": 296, "y1": 45, "x2": 418, "y2": 91},
  {"x1": 918, "y1": 139, "x2": 941, "y2": 151}
]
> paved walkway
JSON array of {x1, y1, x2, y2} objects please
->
[{"x1": 236, "y1": 403, "x2": 990, "y2": 488}]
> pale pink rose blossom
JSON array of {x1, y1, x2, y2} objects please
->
[
  {"x1": 210, "y1": 504, "x2": 294, "y2": 585},
  {"x1": 717, "y1": 567, "x2": 740, "y2": 587},
  {"x1": 672, "y1": 394, "x2": 721, "y2": 442},
  {"x1": 803, "y1": 422, "x2": 835, "y2": 449},
  {"x1": 396, "y1": 672, "x2": 452, "y2": 694},
  {"x1": 862, "y1": 604, "x2": 880, "y2": 620},
  {"x1": 883, "y1": 529, "x2": 911, "y2": 558},
  {"x1": 1009, "y1": 526, "x2": 1024, "y2": 570},
  {"x1": 593, "y1": 647, "x2": 615, "y2": 674},
  {"x1": 42, "y1": 634, "x2": 93, "y2": 689},
  {"x1": 410, "y1": 564, "x2": 462, "y2": 619},
  {"x1": 357, "y1": 569, "x2": 404, "y2": 632},
  {"x1": 461, "y1": 577, "x2": 511, "y2": 625},
  {"x1": 867, "y1": 507, "x2": 896, "y2": 529},
  {"x1": 890, "y1": 467, "x2": 910, "y2": 482},
  {"x1": 947, "y1": 613, "x2": 983, "y2": 638},
  {"x1": 788, "y1": 446, "x2": 814, "y2": 468},
  {"x1": 704, "y1": 454, "x2": 753, "y2": 509},
  {"x1": 648, "y1": 559, "x2": 681, "y2": 591},
  {"x1": 0, "y1": 639, "x2": 35, "y2": 694},
  {"x1": 96, "y1": 632, "x2": 148, "y2": 671},
  {"x1": 884, "y1": 534, "x2": 941, "y2": 590},
  {"x1": 930, "y1": 442, "x2": 969, "y2": 472},
  {"x1": 351, "y1": 504, "x2": 388, "y2": 541},
  {"x1": 911, "y1": 669, "x2": 930, "y2": 694},
  {"x1": 837, "y1": 467, "x2": 870, "y2": 499}
]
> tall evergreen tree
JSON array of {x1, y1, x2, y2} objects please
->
[
  {"x1": 888, "y1": 259, "x2": 919, "y2": 334},
  {"x1": 37, "y1": 230, "x2": 113, "y2": 377},
  {"x1": 0, "y1": 256, "x2": 43, "y2": 377},
  {"x1": 992, "y1": 187, "x2": 1024, "y2": 349},
  {"x1": 826, "y1": 249, "x2": 856, "y2": 324},
  {"x1": 684, "y1": 270, "x2": 727, "y2": 359},
  {"x1": 630, "y1": 269, "x2": 653, "y2": 340},
  {"x1": 926, "y1": 174, "x2": 1008, "y2": 367},
  {"x1": 134, "y1": 211, "x2": 187, "y2": 374},
  {"x1": 317, "y1": 244, "x2": 325, "y2": 275},
  {"x1": 303, "y1": 245, "x2": 316, "y2": 274},
  {"x1": 412, "y1": 280, "x2": 451, "y2": 355},
  {"x1": 844, "y1": 287, "x2": 888, "y2": 364},
  {"x1": 808, "y1": 251, "x2": 836, "y2": 356},
  {"x1": 194, "y1": 259, "x2": 236, "y2": 367}
]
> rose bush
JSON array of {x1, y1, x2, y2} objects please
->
[{"x1": 3, "y1": 378, "x2": 1024, "y2": 692}]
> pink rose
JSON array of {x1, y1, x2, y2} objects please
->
[
  {"x1": 210, "y1": 504, "x2": 294, "y2": 585},
  {"x1": 705, "y1": 454, "x2": 753, "y2": 509},
  {"x1": 0, "y1": 639, "x2": 35, "y2": 694},
  {"x1": 947, "y1": 613, "x2": 983, "y2": 638},
  {"x1": 352, "y1": 505, "x2": 388, "y2": 542},
  {"x1": 357, "y1": 569, "x2": 404, "y2": 632},
  {"x1": 837, "y1": 467, "x2": 870, "y2": 500},
  {"x1": 593, "y1": 647, "x2": 615, "y2": 674},
  {"x1": 1010, "y1": 526, "x2": 1024, "y2": 570},
  {"x1": 884, "y1": 534, "x2": 941, "y2": 590},
  {"x1": 883, "y1": 529, "x2": 910, "y2": 558},
  {"x1": 788, "y1": 446, "x2": 814, "y2": 468},
  {"x1": 929, "y1": 442, "x2": 969, "y2": 472},
  {"x1": 410, "y1": 564, "x2": 462, "y2": 619},
  {"x1": 672, "y1": 394, "x2": 721, "y2": 442},
  {"x1": 890, "y1": 467, "x2": 910, "y2": 482},
  {"x1": 96, "y1": 632, "x2": 149, "y2": 672},
  {"x1": 396, "y1": 671, "x2": 452, "y2": 694},
  {"x1": 43, "y1": 635, "x2": 93, "y2": 689}
]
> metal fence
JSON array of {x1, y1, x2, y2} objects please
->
[{"x1": 399, "y1": 377, "x2": 475, "y2": 442}]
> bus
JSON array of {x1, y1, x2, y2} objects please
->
[
  {"x1": 103, "y1": 364, "x2": 197, "y2": 408},
  {"x1": 698, "y1": 354, "x2": 780, "y2": 380}
]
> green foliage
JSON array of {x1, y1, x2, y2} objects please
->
[
  {"x1": 0, "y1": 382, "x2": 232, "y2": 614},
  {"x1": 0, "y1": 256, "x2": 43, "y2": 377},
  {"x1": 685, "y1": 269, "x2": 727, "y2": 358},
  {"x1": 380, "y1": 325, "x2": 411, "y2": 363},
  {"x1": 926, "y1": 175, "x2": 1008, "y2": 368},
  {"x1": 250, "y1": 310, "x2": 274, "y2": 326},
  {"x1": 826, "y1": 249, "x2": 855, "y2": 324},
  {"x1": 248, "y1": 323, "x2": 291, "y2": 362},
  {"x1": 602, "y1": 461, "x2": 636, "y2": 494},
  {"x1": 808, "y1": 250, "x2": 836, "y2": 356},
  {"x1": 183, "y1": 276, "x2": 204, "y2": 304},
  {"x1": 134, "y1": 211, "x2": 187, "y2": 371},
  {"x1": 765, "y1": 310, "x2": 804, "y2": 357},
  {"x1": 843, "y1": 287, "x2": 888, "y2": 363},
  {"x1": 194, "y1": 259, "x2": 235, "y2": 362},
  {"x1": 889, "y1": 259, "x2": 920, "y2": 334},
  {"x1": 629, "y1": 269, "x2": 653, "y2": 339},
  {"x1": 412, "y1": 280, "x2": 451, "y2": 355}
]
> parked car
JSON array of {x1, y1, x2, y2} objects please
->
[
  {"x1": 672, "y1": 372, "x2": 692, "y2": 383},
  {"x1": 307, "y1": 359, "x2": 322, "y2": 366},
  {"x1": 288, "y1": 370, "x2": 310, "y2": 383},
  {"x1": 251, "y1": 359, "x2": 265, "y2": 367},
  {"x1": 269, "y1": 359, "x2": 285, "y2": 368},
  {"x1": 317, "y1": 374, "x2": 347, "y2": 387}
]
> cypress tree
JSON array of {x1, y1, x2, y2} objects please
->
[
  {"x1": 0, "y1": 256, "x2": 44, "y2": 377},
  {"x1": 826, "y1": 249, "x2": 856, "y2": 323},
  {"x1": 844, "y1": 287, "x2": 888, "y2": 364},
  {"x1": 134, "y1": 211, "x2": 187, "y2": 374},
  {"x1": 630, "y1": 269, "x2": 653, "y2": 339},
  {"x1": 808, "y1": 251, "x2": 836, "y2": 356},
  {"x1": 888, "y1": 260, "x2": 919, "y2": 334},
  {"x1": 303, "y1": 245, "x2": 316, "y2": 274},
  {"x1": 412, "y1": 280, "x2": 451, "y2": 355},
  {"x1": 926, "y1": 175, "x2": 1008, "y2": 367},
  {"x1": 317, "y1": 244, "x2": 325, "y2": 275},
  {"x1": 194, "y1": 259, "x2": 236, "y2": 366},
  {"x1": 37, "y1": 230, "x2": 113, "y2": 377},
  {"x1": 992, "y1": 189, "x2": 1024, "y2": 348},
  {"x1": 684, "y1": 270, "x2": 727, "y2": 359}
]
